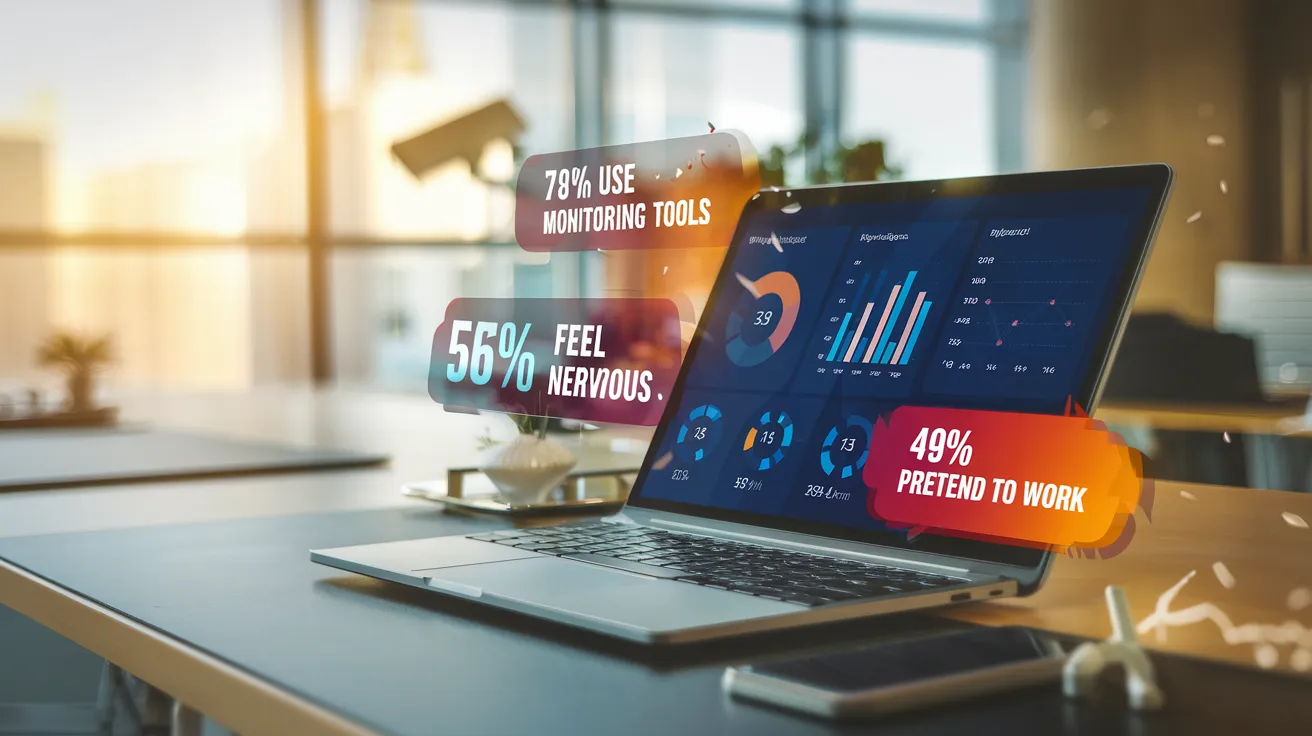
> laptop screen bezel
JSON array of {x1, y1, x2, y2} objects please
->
[{"x1": 623, "y1": 164, "x2": 1174, "y2": 572}]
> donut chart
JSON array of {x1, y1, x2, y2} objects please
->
[
  {"x1": 820, "y1": 415, "x2": 873, "y2": 479},
  {"x1": 725, "y1": 271, "x2": 801, "y2": 367},
  {"x1": 675, "y1": 403, "x2": 723, "y2": 462},
  {"x1": 742, "y1": 410, "x2": 794, "y2": 471}
]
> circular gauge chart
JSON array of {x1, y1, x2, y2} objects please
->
[
  {"x1": 742, "y1": 410, "x2": 794, "y2": 471},
  {"x1": 674, "y1": 403, "x2": 724, "y2": 462},
  {"x1": 725, "y1": 271, "x2": 801, "y2": 367},
  {"x1": 820, "y1": 415, "x2": 874, "y2": 479}
]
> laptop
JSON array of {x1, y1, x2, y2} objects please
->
[{"x1": 313, "y1": 164, "x2": 1174, "y2": 644}]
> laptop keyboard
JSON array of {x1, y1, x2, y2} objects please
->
[{"x1": 467, "y1": 524, "x2": 969, "y2": 607}]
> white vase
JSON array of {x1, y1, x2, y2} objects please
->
[{"x1": 479, "y1": 434, "x2": 578, "y2": 505}]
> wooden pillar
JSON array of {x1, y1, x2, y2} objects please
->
[{"x1": 1029, "y1": 0, "x2": 1253, "y2": 324}]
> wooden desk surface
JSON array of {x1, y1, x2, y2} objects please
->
[
  {"x1": 0, "y1": 388, "x2": 1308, "y2": 735},
  {"x1": 1095, "y1": 400, "x2": 1310, "y2": 434},
  {"x1": 944, "y1": 480, "x2": 1312, "y2": 675}
]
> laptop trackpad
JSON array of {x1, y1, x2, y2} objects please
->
[
  {"x1": 426, "y1": 556, "x2": 798, "y2": 634},
  {"x1": 314, "y1": 536, "x2": 540, "y2": 575}
]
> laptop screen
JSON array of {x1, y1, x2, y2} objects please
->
[{"x1": 627, "y1": 168, "x2": 1169, "y2": 569}]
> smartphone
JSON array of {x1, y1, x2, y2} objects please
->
[{"x1": 723, "y1": 627, "x2": 1067, "y2": 721}]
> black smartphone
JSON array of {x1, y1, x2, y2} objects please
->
[{"x1": 723, "y1": 627, "x2": 1067, "y2": 720}]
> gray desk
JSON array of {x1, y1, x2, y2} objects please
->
[
  {"x1": 2, "y1": 507, "x2": 1310, "y2": 736},
  {"x1": 1, "y1": 389, "x2": 1310, "y2": 734},
  {"x1": 0, "y1": 428, "x2": 387, "y2": 492}
]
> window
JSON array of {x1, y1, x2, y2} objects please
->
[
  {"x1": 851, "y1": 0, "x2": 988, "y2": 24},
  {"x1": 844, "y1": 36, "x2": 995, "y2": 180},
  {"x1": 608, "y1": 16, "x2": 803, "y2": 152},
  {"x1": 0, "y1": 0, "x2": 1027, "y2": 392}
]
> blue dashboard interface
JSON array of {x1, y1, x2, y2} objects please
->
[{"x1": 635, "y1": 186, "x2": 1152, "y2": 535}]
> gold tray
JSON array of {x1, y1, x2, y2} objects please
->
[{"x1": 402, "y1": 464, "x2": 638, "y2": 517}]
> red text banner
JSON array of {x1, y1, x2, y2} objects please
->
[
  {"x1": 514, "y1": 132, "x2": 760, "y2": 252},
  {"x1": 864, "y1": 406, "x2": 1144, "y2": 548}
]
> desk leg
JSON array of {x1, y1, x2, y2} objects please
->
[
  {"x1": 170, "y1": 701, "x2": 202, "y2": 736},
  {"x1": 93, "y1": 662, "x2": 116, "y2": 732},
  {"x1": 95, "y1": 662, "x2": 142, "y2": 733}
]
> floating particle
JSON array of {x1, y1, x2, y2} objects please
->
[
  {"x1": 1255, "y1": 643, "x2": 1279, "y2": 669},
  {"x1": 1180, "y1": 490, "x2": 1197, "y2": 501},
  {"x1": 1288, "y1": 587, "x2": 1312, "y2": 611},
  {"x1": 770, "y1": 232, "x2": 784, "y2": 252},
  {"x1": 657, "y1": 393, "x2": 663, "y2": 401},
  {"x1": 781, "y1": 202, "x2": 802, "y2": 214},
  {"x1": 1223, "y1": 431, "x2": 1231, "y2": 443},
  {"x1": 734, "y1": 272, "x2": 761, "y2": 298},
  {"x1": 1293, "y1": 649, "x2": 1312, "y2": 672},
  {"x1": 1220, "y1": 180, "x2": 1229, "y2": 194},
  {"x1": 1198, "y1": 102, "x2": 1216, "y2": 118},
  {"x1": 654, "y1": 173, "x2": 660, "y2": 179},
  {"x1": 1282, "y1": 511, "x2": 1308, "y2": 529},
  {"x1": 1212, "y1": 561, "x2": 1236, "y2": 590},
  {"x1": 662, "y1": 266, "x2": 668, "y2": 276},
  {"x1": 1186, "y1": 211, "x2": 1203, "y2": 223},
  {"x1": 674, "y1": 167, "x2": 683, "y2": 179},
  {"x1": 1206, "y1": 134, "x2": 1226, "y2": 146},
  {"x1": 1086, "y1": 108, "x2": 1113, "y2": 130}
]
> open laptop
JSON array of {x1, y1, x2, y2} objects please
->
[{"x1": 313, "y1": 165, "x2": 1174, "y2": 644}]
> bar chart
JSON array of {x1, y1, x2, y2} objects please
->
[
  {"x1": 801, "y1": 221, "x2": 976, "y2": 397},
  {"x1": 824, "y1": 269, "x2": 934, "y2": 367}
]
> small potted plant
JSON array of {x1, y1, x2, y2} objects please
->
[
  {"x1": 478, "y1": 413, "x2": 578, "y2": 506},
  {"x1": 36, "y1": 331, "x2": 113, "y2": 414}
]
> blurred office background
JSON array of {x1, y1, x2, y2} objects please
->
[{"x1": 1, "y1": 0, "x2": 1310, "y2": 399}]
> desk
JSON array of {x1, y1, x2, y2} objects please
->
[
  {"x1": 0, "y1": 389, "x2": 1309, "y2": 735},
  {"x1": 1095, "y1": 400, "x2": 1308, "y2": 434}
]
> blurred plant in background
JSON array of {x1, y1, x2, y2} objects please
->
[
  {"x1": 759, "y1": 134, "x2": 903, "y2": 188},
  {"x1": 36, "y1": 332, "x2": 113, "y2": 412}
]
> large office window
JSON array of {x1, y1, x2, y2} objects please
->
[
  {"x1": 0, "y1": 0, "x2": 1027, "y2": 394},
  {"x1": 845, "y1": 35, "x2": 995, "y2": 179},
  {"x1": 319, "y1": 0, "x2": 574, "y2": 389},
  {"x1": 608, "y1": 17, "x2": 804, "y2": 153},
  {"x1": 0, "y1": 0, "x2": 303, "y2": 391}
]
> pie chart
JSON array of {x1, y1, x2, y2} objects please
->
[
  {"x1": 724, "y1": 271, "x2": 801, "y2": 367},
  {"x1": 675, "y1": 403, "x2": 723, "y2": 462},
  {"x1": 820, "y1": 415, "x2": 873, "y2": 479},
  {"x1": 742, "y1": 410, "x2": 794, "y2": 471}
]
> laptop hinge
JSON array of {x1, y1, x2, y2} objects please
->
[{"x1": 644, "y1": 518, "x2": 972, "y2": 574}]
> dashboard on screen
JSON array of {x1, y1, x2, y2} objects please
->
[{"x1": 629, "y1": 178, "x2": 1160, "y2": 567}]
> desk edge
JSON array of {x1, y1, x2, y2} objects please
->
[{"x1": 0, "y1": 559, "x2": 375, "y2": 736}]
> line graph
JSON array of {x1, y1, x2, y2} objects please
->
[
  {"x1": 972, "y1": 297, "x2": 1077, "y2": 348},
  {"x1": 923, "y1": 216, "x2": 1133, "y2": 401}
]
